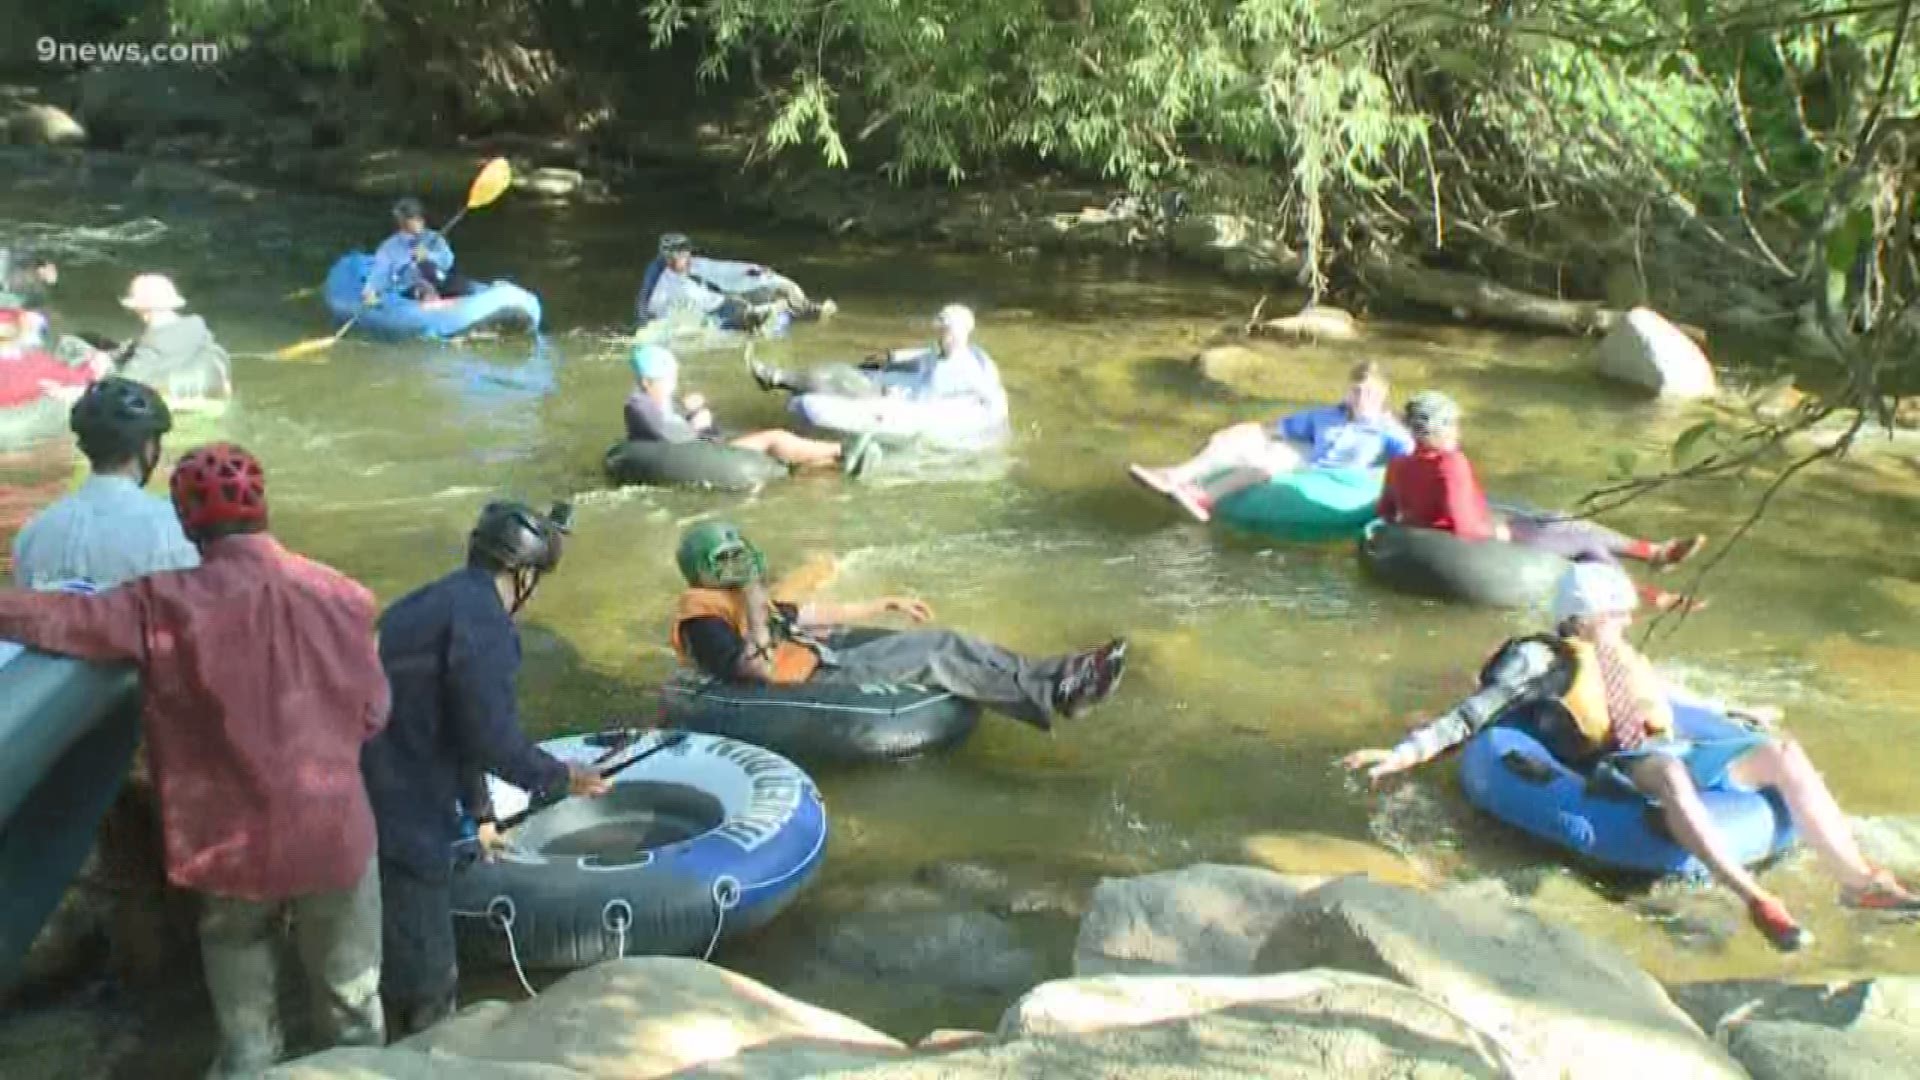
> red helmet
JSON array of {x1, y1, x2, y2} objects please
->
[{"x1": 170, "y1": 443, "x2": 268, "y2": 536}]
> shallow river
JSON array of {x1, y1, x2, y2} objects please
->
[{"x1": 4, "y1": 152, "x2": 1918, "y2": 1037}]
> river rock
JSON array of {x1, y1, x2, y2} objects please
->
[
  {"x1": 1253, "y1": 305, "x2": 1361, "y2": 342},
  {"x1": 1073, "y1": 863, "x2": 1311, "y2": 977},
  {"x1": 517, "y1": 167, "x2": 586, "y2": 200},
  {"x1": 1594, "y1": 307, "x2": 1718, "y2": 399},
  {"x1": 1192, "y1": 342, "x2": 1293, "y2": 398},
  {"x1": 0, "y1": 103, "x2": 86, "y2": 147},
  {"x1": 76, "y1": 67, "x2": 259, "y2": 149},
  {"x1": 819, "y1": 908, "x2": 1039, "y2": 994},
  {"x1": 1670, "y1": 976, "x2": 1920, "y2": 1080},
  {"x1": 1169, "y1": 213, "x2": 1252, "y2": 260},
  {"x1": 1253, "y1": 876, "x2": 1744, "y2": 1079}
]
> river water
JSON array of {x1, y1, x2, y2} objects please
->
[{"x1": 4, "y1": 152, "x2": 1918, "y2": 1040}]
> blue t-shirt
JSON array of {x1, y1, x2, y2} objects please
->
[{"x1": 1273, "y1": 404, "x2": 1414, "y2": 470}]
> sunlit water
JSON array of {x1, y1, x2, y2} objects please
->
[{"x1": 4, "y1": 151, "x2": 1918, "y2": 1038}]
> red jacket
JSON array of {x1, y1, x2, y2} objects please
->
[
  {"x1": 0, "y1": 533, "x2": 389, "y2": 900},
  {"x1": 1378, "y1": 445, "x2": 1497, "y2": 541},
  {"x1": 0, "y1": 348, "x2": 93, "y2": 408}
]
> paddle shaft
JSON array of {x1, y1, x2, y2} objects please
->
[{"x1": 491, "y1": 731, "x2": 689, "y2": 833}]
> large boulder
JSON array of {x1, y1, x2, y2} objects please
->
[
  {"x1": 1671, "y1": 976, "x2": 1920, "y2": 1080},
  {"x1": 75, "y1": 66, "x2": 263, "y2": 149},
  {"x1": 1253, "y1": 876, "x2": 1744, "y2": 1079},
  {"x1": 0, "y1": 103, "x2": 86, "y2": 147},
  {"x1": 1073, "y1": 863, "x2": 1312, "y2": 977},
  {"x1": 1594, "y1": 307, "x2": 1718, "y2": 399},
  {"x1": 817, "y1": 908, "x2": 1039, "y2": 995}
]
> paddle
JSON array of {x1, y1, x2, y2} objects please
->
[
  {"x1": 272, "y1": 157, "x2": 515, "y2": 360},
  {"x1": 489, "y1": 729, "x2": 691, "y2": 836}
]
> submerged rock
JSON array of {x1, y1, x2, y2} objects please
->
[
  {"x1": 1671, "y1": 976, "x2": 1920, "y2": 1080},
  {"x1": 1074, "y1": 862, "x2": 1311, "y2": 977},
  {"x1": 0, "y1": 103, "x2": 86, "y2": 148},
  {"x1": 819, "y1": 908, "x2": 1039, "y2": 995},
  {"x1": 1594, "y1": 307, "x2": 1718, "y2": 399}
]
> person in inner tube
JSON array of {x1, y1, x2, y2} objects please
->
[
  {"x1": 1341, "y1": 560, "x2": 1920, "y2": 953},
  {"x1": 362, "y1": 499, "x2": 610, "y2": 1038},
  {"x1": 1378, "y1": 389, "x2": 1707, "y2": 613},
  {"x1": 362, "y1": 196, "x2": 476, "y2": 304},
  {"x1": 747, "y1": 303, "x2": 1010, "y2": 424},
  {"x1": 670, "y1": 521, "x2": 1128, "y2": 731},
  {"x1": 624, "y1": 343, "x2": 881, "y2": 477},
  {"x1": 635, "y1": 231, "x2": 835, "y2": 328}
]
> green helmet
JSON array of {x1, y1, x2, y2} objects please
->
[{"x1": 676, "y1": 521, "x2": 766, "y2": 588}]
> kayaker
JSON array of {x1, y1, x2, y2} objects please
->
[
  {"x1": 109, "y1": 274, "x2": 233, "y2": 406},
  {"x1": 1342, "y1": 559, "x2": 1920, "y2": 951},
  {"x1": 625, "y1": 343, "x2": 881, "y2": 477},
  {"x1": 750, "y1": 303, "x2": 1010, "y2": 419},
  {"x1": 1379, "y1": 390, "x2": 1706, "y2": 611},
  {"x1": 0, "y1": 306, "x2": 107, "y2": 409},
  {"x1": 362, "y1": 196, "x2": 474, "y2": 304},
  {"x1": 0, "y1": 443, "x2": 391, "y2": 1075},
  {"x1": 1127, "y1": 359, "x2": 1413, "y2": 522},
  {"x1": 362, "y1": 499, "x2": 610, "y2": 1037},
  {"x1": 636, "y1": 231, "x2": 835, "y2": 327},
  {"x1": 670, "y1": 521, "x2": 1128, "y2": 731},
  {"x1": 11, "y1": 377, "x2": 198, "y2": 589}
]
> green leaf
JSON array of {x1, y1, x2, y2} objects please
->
[
  {"x1": 1826, "y1": 207, "x2": 1874, "y2": 276},
  {"x1": 1671, "y1": 419, "x2": 1718, "y2": 464}
]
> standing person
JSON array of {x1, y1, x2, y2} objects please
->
[
  {"x1": 112, "y1": 274, "x2": 233, "y2": 405},
  {"x1": 362, "y1": 197, "x2": 473, "y2": 304},
  {"x1": 11, "y1": 377, "x2": 199, "y2": 589},
  {"x1": 1343, "y1": 561, "x2": 1920, "y2": 951},
  {"x1": 636, "y1": 232, "x2": 834, "y2": 327},
  {"x1": 624, "y1": 344, "x2": 880, "y2": 476},
  {"x1": 362, "y1": 500, "x2": 610, "y2": 1038},
  {"x1": 1378, "y1": 390, "x2": 1707, "y2": 611},
  {"x1": 1128, "y1": 360, "x2": 1413, "y2": 522},
  {"x1": 0, "y1": 443, "x2": 391, "y2": 1076}
]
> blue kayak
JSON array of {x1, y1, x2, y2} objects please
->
[
  {"x1": 323, "y1": 253, "x2": 541, "y2": 340},
  {"x1": 1458, "y1": 699, "x2": 1795, "y2": 877}
]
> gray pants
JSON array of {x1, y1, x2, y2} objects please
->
[
  {"x1": 817, "y1": 629, "x2": 1069, "y2": 728},
  {"x1": 1505, "y1": 511, "x2": 1637, "y2": 566},
  {"x1": 198, "y1": 857, "x2": 384, "y2": 1079},
  {"x1": 378, "y1": 859, "x2": 458, "y2": 1040}
]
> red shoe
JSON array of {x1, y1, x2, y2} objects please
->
[
  {"x1": 1843, "y1": 868, "x2": 1920, "y2": 914},
  {"x1": 1654, "y1": 534, "x2": 1708, "y2": 572},
  {"x1": 1747, "y1": 896, "x2": 1812, "y2": 952}
]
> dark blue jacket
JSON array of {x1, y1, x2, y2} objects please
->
[{"x1": 362, "y1": 567, "x2": 569, "y2": 878}]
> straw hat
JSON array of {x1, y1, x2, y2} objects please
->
[{"x1": 122, "y1": 274, "x2": 186, "y2": 312}]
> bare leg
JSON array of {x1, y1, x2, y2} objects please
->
[
  {"x1": 732, "y1": 429, "x2": 842, "y2": 469},
  {"x1": 1158, "y1": 423, "x2": 1272, "y2": 485},
  {"x1": 1728, "y1": 739, "x2": 1876, "y2": 890},
  {"x1": 1628, "y1": 755, "x2": 1769, "y2": 903}
]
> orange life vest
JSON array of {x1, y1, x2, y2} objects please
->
[{"x1": 670, "y1": 587, "x2": 820, "y2": 683}]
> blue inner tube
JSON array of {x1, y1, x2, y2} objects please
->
[
  {"x1": 1458, "y1": 700, "x2": 1795, "y2": 876},
  {"x1": 323, "y1": 253, "x2": 542, "y2": 341},
  {"x1": 449, "y1": 730, "x2": 826, "y2": 970}
]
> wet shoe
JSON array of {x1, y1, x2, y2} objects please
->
[
  {"x1": 1127, "y1": 464, "x2": 1175, "y2": 496},
  {"x1": 1654, "y1": 534, "x2": 1708, "y2": 572},
  {"x1": 1842, "y1": 868, "x2": 1920, "y2": 914},
  {"x1": 1747, "y1": 896, "x2": 1812, "y2": 952},
  {"x1": 841, "y1": 433, "x2": 882, "y2": 478},
  {"x1": 1053, "y1": 638, "x2": 1129, "y2": 720}
]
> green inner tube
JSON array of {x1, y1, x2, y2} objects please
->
[
  {"x1": 1359, "y1": 523, "x2": 1571, "y2": 608},
  {"x1": 1213, "y1": 467, "x2": 1383, "y2": 543},
  {"x1": 603, "y1": 439, "x2": 789, "y2": 492}
]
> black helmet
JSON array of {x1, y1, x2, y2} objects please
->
[
  {"x1": 658, "y1": 232, "x2": 693, "y2": 256},
  {"x1": 70, "y1": 377, "x2": 172, "y2": 459},
  {"x1": 469, "y1": 500, "x2": 572, "y2": 573},
  {"x1": 392, "y1": 197, "x2": 426, "y2": 221}
]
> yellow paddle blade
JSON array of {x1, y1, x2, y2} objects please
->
[{"x1": 466, "y1": 157, "x2": 513, "y2": 210}]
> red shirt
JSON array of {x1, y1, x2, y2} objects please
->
[
  {"x1": 1377, "y1": 445, "x2": 1497, "y2": 541},
  {"x1": 0, "y1": 348, "x2": 93, "y2": 408},
  {"x1": 0, "y1": 534, "x2": 389, "y2": 900}
]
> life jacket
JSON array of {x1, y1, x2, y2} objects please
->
[
  {"x1": 671, "y1": 587, "x2": 820, "y2": 683},
  {"x1": 1483, "y1": 633, "x2": 1672, "y2": 765}
]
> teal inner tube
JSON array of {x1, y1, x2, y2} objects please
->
[
  {"x1": 603, "y1": 440, "x2": 789, "y2": 492},
  {"x1": 1213, "y1": 467, "x2": 1383, "y2": 543},
  {"x1": 1359, "y1": 523, "x2": 1571, "y2": 608}
]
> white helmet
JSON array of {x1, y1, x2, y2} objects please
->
[
  {"x1": 935, "y1": 303, "x2": 975, "y2": 337},
  {"x1": 1551, "y1": 561, "x2": 1639, "y2": 624}
]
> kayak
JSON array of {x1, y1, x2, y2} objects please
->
[
  {"x1": 1459, "y1": 700, "x2": 1794, "y2": 876},
  {"x1": 1214, "y1": 467, "x2": 1383, "y2": 543},
  {"x1": 450, "y1": 729, "x2": 826, "y2": 970},
  {"x1": 1359, "y1": 523, "x2": 1570, "y2": 608},
  {"x1": 322, "y1": 253, "x2": 541, "y2": 340}
]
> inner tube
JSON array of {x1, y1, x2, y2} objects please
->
[
  {"x1": 1459, "y1": 701, "x2": 1794, "y2": 876},
  {"x1": 323, "y1": 253, "x2": 542, "y2": 341},
  {"x1": 603, "y1": 439, "x2": 789, "y2": 492},
  {"x1": 1214, "y1": 467, "x2": 1383, "y2": 543},
  {"x1": 789, "y1": 393, "x2": 1009, "y2": 452},
  {"x1": 660, "y1": 631, "x2": 982, "y2": 764},
  {"x1": 1359, "y1": 523, "x2": 1569, "y2": 608},
  {"x1": 451, "y1": 730, "x2": 826, "y2": 971}
]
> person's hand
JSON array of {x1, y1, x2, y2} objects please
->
[
  {"x1": 39, "y1": 380, "x2": 85, "y2": 404},
  {"x1": 85, "y1": 351, "x2": 115, "y2": 378},
  {"x1": 689, "y1": 408, "x2": 714, "y2": 432},
  {"x1": 361, "y1": 286, "x2": 379, "y2": 306},
  {"x1": 412, "y1": 243, "x2": 432, "y2": 263},
  {"x1": 1493, "y1": 520, "x2": 1513, "y2": 544},
  {"x1": 681, "y1": 392, "x2": 707, "y2": 413},
  {"x1": 876, "y1": 596, "x2": 934, "y2": 622},
  {"x1": 568, "y1": 764, "x2": 612, "y2": 798},
  {"x1": 475, "y1": 821, "x2": 509, "y2": 861},
  {"x1": 1341, "y1": 747, "x2": 1417, "y2": 786}
]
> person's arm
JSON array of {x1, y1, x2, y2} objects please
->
[
  {"x1": 459, "y1": 767, "x2": 496, "y2": 825},
  {"x1": 444, "y1": 618, "x2": 571, "y2": 797},
  {"x1": 794, "y1": 596, "x2": 933, "y2": 627},
  {"x1": 1343, "y1": 639, "x2": 1562, "y2": 782},
  {"x1": 1375, "y1": 460, "x2": 1401, "y2": 522},
  {"x1": 1273, "y1": 407, "x2": 1323, "y2": 443},
  {"x1": 1437, "y1": 453, "x2": 1498, "y2": 542},
  {"x1": 418, "y1": 231, "x2": 454, "y2": 272},
  {"x1": 363, "y1": 236, "x2": 407, "y2": 298},
  {"x1": 0, "y1": 582, "x2": 152, "y2": 664},
  {"x1": 1381, "y1": 421, "x2": 1416, "y2": 461}
]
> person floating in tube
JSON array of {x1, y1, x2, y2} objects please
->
[
  {"x1": 1342, "y1": 560, "x2": 1920, "y2": 952},
  {"x1": 361, "y1": 499, "x2": 610, "y2": 1037},
  {"x1": 748, "y1": 303, "x2": 1010, "y2": 429},
  {"x1": 636, "y1": 231, "x2": 835, "y2": 329},
  {"x1": 669, "y1": 521, "x2": 1128, "y2": 730}
]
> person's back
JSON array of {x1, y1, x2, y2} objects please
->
[
  {"x1": 121, "y1": 314, "x2": 231, "y2": 402},
  {"x1": 1379, "y1": 392, "x2": 1496, "y2": 541}
]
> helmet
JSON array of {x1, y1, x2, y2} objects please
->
[
  {"x1": 1403, "y1": 390, "x2": 1461, "y2": 440},
  {"x1": 170, "y1": 443, "x2": 268, "y2": 536},
  {"x1": 658, "y1": 232, "x2": 693, "y2": 256},
  {"x1": 1551, "y1": 561, "x2": 1640, "y2": 624},
  {"x1": 935, "y1": 304, "x2": 975, "y2": 337},
  {"x1": 469, "y1": 500, "x2": 571, "y2": 573},
  {"x1": 629, "y1": 343, "x2": 678, "y2": 382},
  {"x1": 675, "y1": 521, "x2": 765, "y2": 588},
  {"x1": 71, "y1": 377, "x2": 173, "y2": 458},
  {"x1": 392, "y1": 197, "x2": 426, "y2": 221}
]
